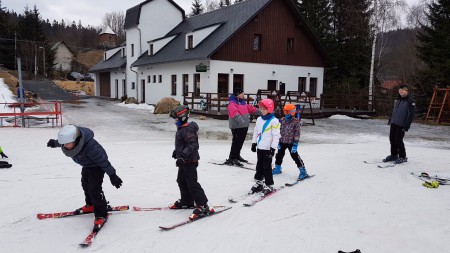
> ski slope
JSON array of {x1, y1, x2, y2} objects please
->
[{"x1": 1, "y1": 80, "x2": 450, "y2": 252}]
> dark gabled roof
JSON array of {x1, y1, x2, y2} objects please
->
[
  {"x1": 124, "y1": 0, "x2": 185, "y2": 29},
  {"x1": 89, "y1": 50, "x2": 126, "y2": 72},
  {"x1": 131, "y1": 0, "x2": 271, "y2": 67}
]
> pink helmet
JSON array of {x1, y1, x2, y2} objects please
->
[{"x1": 258, "y1": 99, "x2": 275, "y2": 113}]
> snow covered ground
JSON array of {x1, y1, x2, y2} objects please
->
[{"x1": 1, "y1": 79, "x2": 450, "y2": 252}]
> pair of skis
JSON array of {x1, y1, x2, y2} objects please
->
[
  {"x1": 363, "y1": 160, "x2": 400, "y2": 168},
  {"x1": 37, "y1": 205, "x2": 129, "y2": 247},
  {"x1": 411, "y1": 172, "x2": 450, "y2": 185}
]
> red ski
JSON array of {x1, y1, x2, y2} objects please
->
[
  {"x1": 37, "y1": 205, "x2": 129, "y2": 220},
  {"x1": 79, "y1": 215, "x2": 110, "y2": 247}
]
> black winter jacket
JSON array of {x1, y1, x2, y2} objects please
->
[{"x1": 174, "y1": 122, "x2": 200, "y2": 162}]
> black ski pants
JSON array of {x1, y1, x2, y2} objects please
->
[
  {"x1": 389, "y1": 123, "x2": 406, "y2": 158},
  {"x1": 229, "y1": 127, "x2": 248, "y2": 159},
  {"x1": 254, "y1": 149, "x2": 274, "y2": 186},
  {"x1": 81, "y1": 166, "x2": 108, "y2": 218},
  {"x1": 274, "y1": 143, "x2": 305, "y2": 168},
  {"x1": 176, "y1": 163, "x2": 208, "y2": 206}
]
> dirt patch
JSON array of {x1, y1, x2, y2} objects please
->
[
  {"x1": 0, "y1": 71, "x2": 19, "y2": 95},
  {"x1": 53, "y1": 80, "x2": 94, "y2": 95}
]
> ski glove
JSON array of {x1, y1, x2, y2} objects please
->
[
  {"x1": 176, "y1": 158, "x2": 184, "y2": 167},
  {"x1": 109, "y1": 174, "x2": 123, "y2": 189},
  {"x1": 251, "y1": 143, "x2": 257, "y2": 152},
  {"x1": 172, "y1": 150, "x2": 176, "y2": 159},
  {"x1": 268, "y1": 148, "x2": 275, "y2": 159},
  {"x1": 47, "y1": 139, "x2": 58, "y2": 148},
  {"x1": 291, "y1": 142, "x2": 298, "y2": 153}
]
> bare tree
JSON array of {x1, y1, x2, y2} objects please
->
[
  {"x1": 101, "y1": 10, "x2": 125, "y2": 44},
  {"x1": 407, "y1": 2, "x2": 429, "y2": 28},
  {"x1": 205, "y1": 0, "x2": 220, "y2": 12}
]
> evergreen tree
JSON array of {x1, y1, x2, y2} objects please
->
[
  {"x1": 190, "y1": 0, "x2": 204, "y2": 16},
  {"x1": 417, "y1": 0, "x2": 450, "y2": 85},
  {"x1": 0, "y1": 0, "x2": 16, "y2": 69},
  {"x1": 328, "y1": 0, "x2": 372, "y2": 92}
]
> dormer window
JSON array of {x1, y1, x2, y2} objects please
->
[
  {"x1": 104, "y1": 52, "x2": 107, "y2": 61},
  {"x1": 149, "y1": 44, "x2": 154, "y2": 56},
  {"x1": 121, "y1": 48, "x2": 126, "y2": 57},
  {"x1": 187, "y1": 35, "x2": 193, "y2": 50}
]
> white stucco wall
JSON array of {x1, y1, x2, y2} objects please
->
[
  {"x1": 54, "y1": 45, "x2": 73, "y2": 71},
  {"x1": 125, "y1": 0, "x2": 184, "y2": 102},
  {"x1": 133, "y1": 59, "x2": 324, "y2": 105}
]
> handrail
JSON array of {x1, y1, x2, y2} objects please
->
[{"x1": 0, "y1": 101, "x2": 63, "y2": 127}]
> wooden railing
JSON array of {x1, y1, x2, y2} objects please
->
[{"x1": 320, "y1": 93, "x2": 374, "y2": 111}]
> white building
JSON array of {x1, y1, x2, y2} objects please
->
[{"x1": 90, "y1": 0, "x2": 330, "y2": 105}]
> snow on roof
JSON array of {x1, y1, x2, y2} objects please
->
[{"x1": 100, "y1": 26, "x2": 116, "y2": 35}]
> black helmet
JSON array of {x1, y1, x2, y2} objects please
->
[{"x1": 170, "y1": 105, "x2": 190, "y2": 124}]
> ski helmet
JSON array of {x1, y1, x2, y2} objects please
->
[
  {"x1": 57, "y1": 125, "x2": 80, "y2": 144},
  {"x1": 283, "y1": 104, "x2": 296, "y2": 116},
  {"x1": 170, "y1": 105, "x2": 190, "y2": 124},
  {"x1": 258, "y1": 99, "x2": 274, "y2": 113}
]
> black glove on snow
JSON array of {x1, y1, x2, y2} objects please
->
[
  {"x1": 268, "y1": 148, "x2": 275, "y2": 159},
  {"x1": 176, "y1": 159, "x2": 184, "y2": 167},
  {"x1": 251, "y1": 143, "x2": 257, "y2": 152},
  {"x1": 47, "y1": 139, "x2": 58, "y2": 148},
  {"x1": 109, "y1": 174, "x2": 123, "y2": 189},
  {"x1": 172, "y1": 150, "x2": 176, "y2": 159}
]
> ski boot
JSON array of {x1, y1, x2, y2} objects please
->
[
  {"x1": 272, "y1": 164, "x2": 282, "y2": 175},
  {"x1": 249, "y1": 180, "x2": 264, "y2": 194},
  {"x1": 383, "y1": 155, "x2": 398, "y2": 162},
  {"x1": 93, "y1": 216, "x2": 107, "y2": 231},
  {"x1": 74, "y1": 205, "x2": 94, "y2": 214},
  {"x1": 394, "y1": 157, "x2": 408, "y2": 164},
  {"x1": 189, "y1": 204, "x2": 213, "y2": 220},
  {"x1": 169, "y1": 199, "x2": 195, "y2": 209},
  {"x1": 237, "y1": 155, "x2": 248, "y2": 163},
  {"x1": 298, "y1": 167, "x2": 310, "y2": 180},
  {"x1": 262, "y1": 184, "x2": 274, "y2": 196}
]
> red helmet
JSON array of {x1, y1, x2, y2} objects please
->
[
  {"x1": 283, "y1": 104, "x2": 296, "y2": 116},
  {"x1": 258, "y1": 99, "x2": 275, "y2": 113}
]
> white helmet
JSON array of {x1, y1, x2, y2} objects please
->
[{"x1": 57, "y1": 125, "x2": 80, "y2": 144}]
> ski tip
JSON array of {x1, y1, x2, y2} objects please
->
[{"x1": 132, "y1": 206, "x2": 141, "y2": 211}]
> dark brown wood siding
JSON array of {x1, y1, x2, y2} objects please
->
[
  {"x1": 99, "y1": 72, "x2": 111, "y2": 97},
  {"x1": 211, "y1": 0, "x2": 325, "y2": 67}
]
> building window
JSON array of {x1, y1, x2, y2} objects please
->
[
  {"x1": 218, "y1": 74, "x2": 229, "y2": 97},
  {"x1": 171, "y1": 75, "x2": 177, "y2": 96},
  {"x1": 187, "y1": 35, "x2": 193, "y2": 50},
  {"x1": 233, "y1": 74, "x2": 244, "y2": 93},
  {"x1": 279, "y1": 82, "x2": 285, "y2": 95},
  {"x1": 149, "y1": 44, "x2": 154, "y2": 56},
  {"x1": 104, "y1": 52, "x2": 107, "y2": 61},
  {"x1": 159, "y1": 75, "x2": 162, "y2": 83},
  {"x1": 183, "y1": 74, "x2": 189, "y2": 95},
  {"x1": 131, "y1": 44, "x2": 134, "y2": 57},
  {"x1": 121, "y1": 48, "x2": 126, "y2": 57},
  {"x1": 253, "y1": 34, "x2": 261, "y2": 51},
  {"x1": 122, "y1": 79, "x2": 127, "y2": 96},
  {"x1": 298, "y1": 77, "x2": 306, "y2": 93},
  {"x1": 153, "y1": 75, "x2": 156, "y2": 83},
  {"x1": 147, "y1": 75, "x2": 151, "y2": 83},
  {"x1": 309, "y1": 78, "x2": 317, "y2": 97},
  {"x1": 194, "y1": 74, "x2": 200, "y2": 97},
  {"x1": 287, "y1": 38, "x2": 294, "y2": 54},
  {"x1": 131, "y1": 82, "x2": 135, "y2": 89}
]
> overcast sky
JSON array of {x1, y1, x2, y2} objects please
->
[{"x1": 2, "y1": 0, "x2": 421, "y2": 28}]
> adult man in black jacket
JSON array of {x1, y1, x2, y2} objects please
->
[{"x1": 383, "y1": 84, "x2": 416, "y2": 164}]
